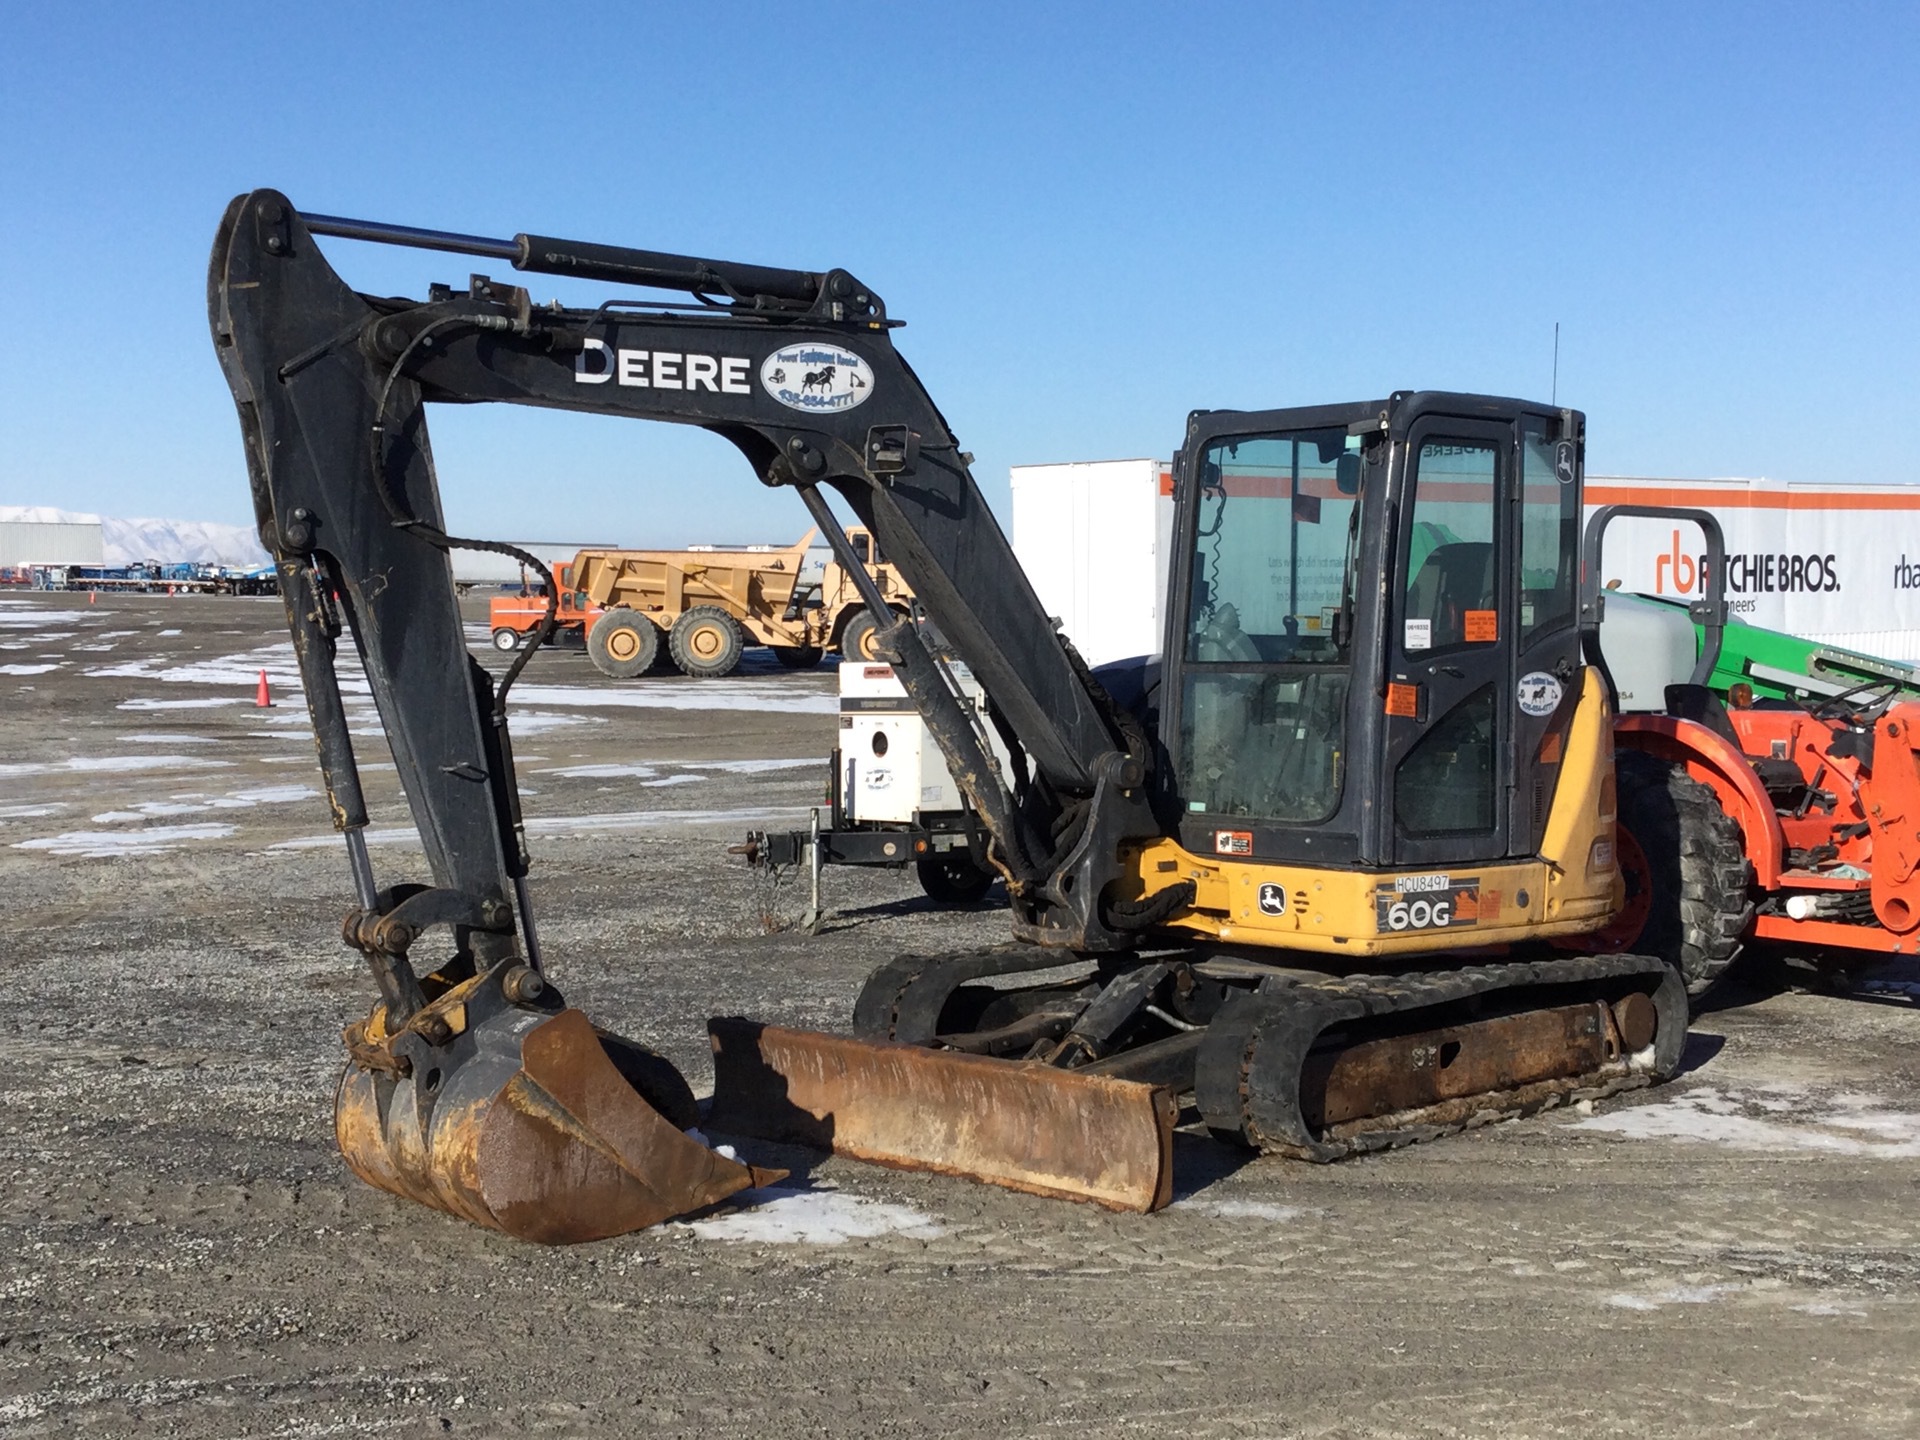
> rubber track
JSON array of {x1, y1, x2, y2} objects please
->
[
  {"x1": 852, "y1": 945, "x2": 1088, "y2": 1044},
  {"x1": 1193, "y1": 954, "x2": 1688, "y2": 1161}
]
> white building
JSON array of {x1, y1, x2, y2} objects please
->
[{"x1": 0, "y1": 506, "x2": 105, "y2": 567}]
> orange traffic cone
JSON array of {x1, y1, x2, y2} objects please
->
[
  {"x1": 89, "y1": 590, "x2": 97, "y2": 604},
  {"x1": 255, "y1": 670, "x2": 274, "y2": 708}
]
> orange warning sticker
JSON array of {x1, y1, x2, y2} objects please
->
[
  {"x1": 1464, "y1": 610, "x2": 1499, "y2": 642},
  {"x1": 1214, "y1": 829, "x2": 1253, "y2": 856},
  {"x1": 1384, "y1": 682, "x2": 1421, "y2": 718}
]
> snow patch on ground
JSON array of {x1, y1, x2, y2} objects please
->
[
  {"x1": 683, "y1": 758, "x2": 820, "y2": 773},
  {"x1": 685, "y1": 1187, "x2": 944, "y2": 1245},
  {"x1": 121, "y1": 733, "x2": 222, "y2": 745},
  {"x1": 118, "y1": 697, "x2": 247, "y2": 711},
  {"x1": 0, "y1": 804, "x2": 64, "y2": 820},
  {"x1": 509, "y1": 681, "x2": 834, "y2": 715},
  {"x1": 0, "y1": 608, "x2": 90, "y2": 627},
  {"x1": 268, "y1": 805, "x2": 806, "y2": 850},
  {"x1": 0, "y1": 755, "x2": 236, "y2": 778},
  {"x1": 91, "y1": 784, "x2": 316, "y2": 822},
  {"x1": 500, "y1": 710, "x2": 597, "y2": 737},
  {"x1": 523, "y1": 806, "x2": 807, "y2": 835},
  {"x1": 537, "y1": 757, "x2": 815, "y2": 780},
  {"x1": 1575, "y1": 1084, "x2": 1920, "y2": 1157},
  {"x1": 0, "y1": 663, "x2": 59, "y2": 675},
  {"x1": 13, "y1": 823, "x2": 238, "y2": 857},
  {"x1": 1178, "y1": 1199, "x2": 1316, "y2": 1222},
  {"x1": 1792, "y1": 1301, "x2": 1870, "y2": 1317},
  {"x1": 1605, "y1": 1283, "x2": 1744, "y2": 1311}
]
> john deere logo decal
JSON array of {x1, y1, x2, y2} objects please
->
[{"x1": 761, "y1": 345, "x2": 873, "y2": 413}]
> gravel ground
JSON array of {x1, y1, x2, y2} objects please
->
[{"x1": 4, "y1": 589, "x2": 1920, "y2": 1438}]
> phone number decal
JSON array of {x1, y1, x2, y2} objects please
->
[{"x1": 1374, "y1": 877, "x2": 1483, "y2": 933}]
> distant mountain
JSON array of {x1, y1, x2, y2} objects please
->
[{"x1": 101, "y1": 516, "x2": 268, "y2": 568}]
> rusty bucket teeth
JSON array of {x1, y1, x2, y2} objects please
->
[
  {"x1": 336, "y1": 975, "x2": 781, "y2": 1244},
  {"x1": 706, "y1": 1018, "x2": 1177, "y2": 1213}
]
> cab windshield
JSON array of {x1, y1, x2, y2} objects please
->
[{"x1": 1178, "y1": 427, "x2": 1362, "y2": 824}]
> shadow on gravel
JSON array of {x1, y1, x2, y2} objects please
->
[
  {"x1": 1168, "y1": 1128, "x2": 1256, "y2": 1202},
  {"x1": 1690, "y1": 945, "x2": 1920, "y2": 1017},
  {"x1": 696, "y1": 1127, "x2": 831, "y2": 1188},
  {"x1": 1676, "y1": 1029, "x2": 1727, "y2": 1076},
  {"x1": 810, "y1": 889, "x2": 1006, "y2": 930}
]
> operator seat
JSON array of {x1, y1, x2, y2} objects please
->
[{"x1": 1405, "y1": 542, "x2": 1494, "y2": 648}]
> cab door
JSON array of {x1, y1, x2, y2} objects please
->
[{"x1": 1384, "y1": 417, "x2": 1513, "y2": 868}]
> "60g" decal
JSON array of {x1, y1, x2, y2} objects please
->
[
  {"x1": 1384, "y1": 897, "x2": 1453, "y2": 931},
  {"x1": 1374, "y1": 877, "x2": 1481, "y2": 934}
]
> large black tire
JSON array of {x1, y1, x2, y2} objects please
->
[
  {"x1": 1615, "y1": 750, "x2": 1755, "y2": 1002},
  {"x1": 838, "y1": 609, "x2": 899, "y2": 663},
  {"x1": 669, "y1": 605, "x2": 745, "y2": 678},
  {"x1": 771, "y1": 645, "x2": 824, "y2": 669},
  {"x1": 587, "y1": 609, "x2": 661, "y2": 679},
  {"x1": 915, "y1": 850, "x2": 995, "y2": 905}
]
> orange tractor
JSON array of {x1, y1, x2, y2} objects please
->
[{"x1": 1591, "y1": 504, "x2": 1920, "y2": 998}]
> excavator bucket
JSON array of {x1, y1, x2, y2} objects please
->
[
  {"x1": 337, "y1": 990, "x2": 782, "y2": 1244},
  {"x1": 706, "y1": 1019, "x2": 1177, "y2": 1212}
]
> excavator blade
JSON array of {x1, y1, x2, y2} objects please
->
[
  {"x1": 338, "y1": 1005, "x2": 782, "y2": 1244},
  {"x1": 706, "y1": 1018, "x2": 1177, "y2": 1213}
]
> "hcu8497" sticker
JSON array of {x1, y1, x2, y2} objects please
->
[{"x1": 1374, "y1": 873, "x2": 1484, "y2": 933}]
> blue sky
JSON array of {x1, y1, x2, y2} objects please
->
[{"x1": 3, "y1": 2, "x2": 1914, "y2": 547}]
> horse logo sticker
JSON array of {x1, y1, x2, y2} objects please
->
[{"x1": 760, "y1": 344, "x2": 874, "y2": 413}]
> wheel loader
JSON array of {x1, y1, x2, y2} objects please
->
[{"x1": 208, "y1": 191, "x2": 1694, "y2": 1242}]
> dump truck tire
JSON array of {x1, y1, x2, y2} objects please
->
[
  {"x1": 772, "y1": 645, "x2": 824, "y2": 669},
  {"x1": 1616, "y1": 750, "x2": 1754, "y2": 1002},
  {"x1": 669, "y1": 606, "x2": 745, "y2": 678},
  {"x1": 588, "y1": 609, "x2": 661, "y2": 679},
  {"x1": 491, "y1": 627, "x2": 521, "y2": 652},
  {"x1": 839, "y1": 610, "x2": 888, "y2": 662},
  {"x1": 916, "y1": 851, "x2": 995, "y2": 904}
]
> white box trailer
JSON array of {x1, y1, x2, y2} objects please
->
[
  {"x1": 1010, "y1": 459, "x2": 1173, "y2": 666},
  {"x1": 1587, "y1": 477, "x2": 1920, "y2": 661},
  {"x1": 1010, "y1": 463, "x2": 1920, "y2": 664}
]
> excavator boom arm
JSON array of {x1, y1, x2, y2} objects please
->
[{"x1": 210, "y1": 191, "x2": 1158, "y2": 954}]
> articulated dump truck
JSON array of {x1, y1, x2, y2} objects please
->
[
  {"x1": 488, "y1": 526, "x2": 913, "y2": 677},
  {"x1": 207, "y1": 190, "x2": 1915, "y2": 1246}
]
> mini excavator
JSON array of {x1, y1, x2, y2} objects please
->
[{"x1": 209, "y1": 191, "x2": 1686, "y2": 1240}]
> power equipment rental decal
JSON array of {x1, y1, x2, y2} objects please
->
[
  {"x1": 1374, "y1": 874, "x2": 1483, "y2": 933},
  {"x1": 761, "y1": 345, "x2": 874, "y2": 413}
]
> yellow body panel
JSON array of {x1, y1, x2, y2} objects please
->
[{"x1": 1121, "y1": 669, "x2": 1621, "y2": 956}]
